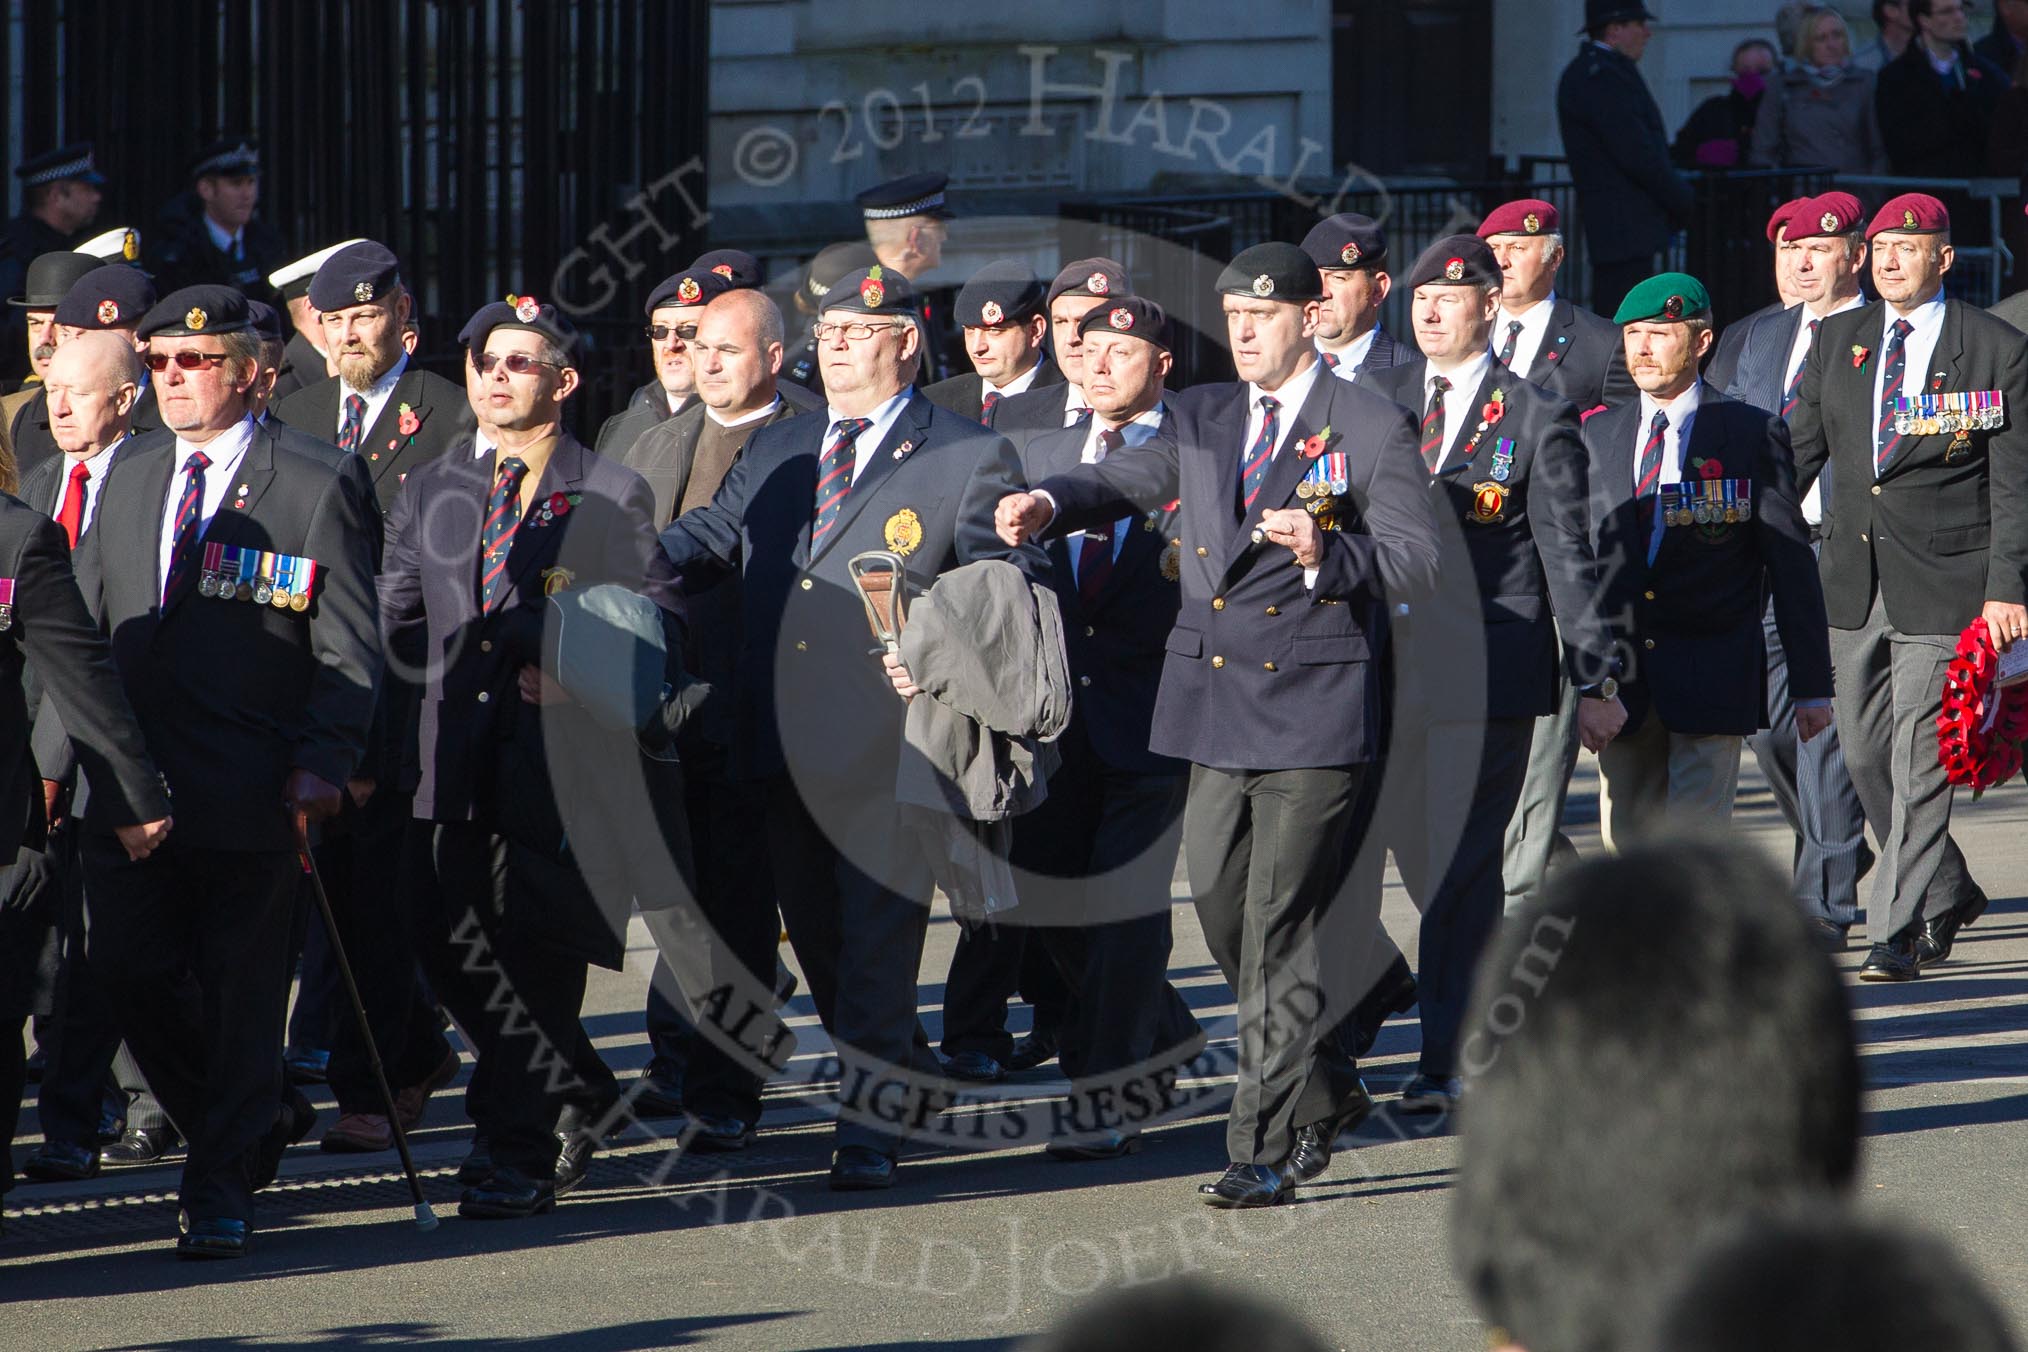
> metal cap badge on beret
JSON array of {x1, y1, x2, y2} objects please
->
[
  {"x1": 14, "y1": 142, "x2": 105, "y2": 188},
  {"x1": 138, "y1": 284, "x2": 254, "y2": 339},
  {"x1": 1477, "y1": 198, "x2": 1560, "y2": 238},
  {"x1": 457, "y1": 300, "x2": 517, "y2": 348},
  {"x1": 482, "y1": 293, "x2": 580, "y2": 355},
  {"x1": 9, "y1": 252, "x2": 100, "y2": 309},
  {"x1": 1766, "y1": 197, "x2": 1807, "y2": 244},
  {"x1": 1301, "y1": 213, "x2": 1389, "y2": 272},
  {"x1": 1077, "y1": 296, "x2": 1170, "y2": 352},
  {"x1": 955, "y1": 259, "x2": 1046, "y2": 328},
  {"x1": 1047, "y1": 257, "x2": 1132, "y2": 307},
  {"x1": 823, "y1": 265, "x2": 918, "y2": 316},
  {"x1": 856, "y1": 172, "x2": 953, "y2": 221},
  {"x1": 1216, "y1": 242, "x2": 1322, "y2": 302},
  {"x1": 644, "y1": 267, "x2": 733, "y2": 316},
  {"x1": 73, "y1": 226, "x2": 141, "y2": 264},
  {"x1": 803, "y1": 241, "x2": 880, "y2": 303},
  {"x1": 308, "y1": 240, "x2": 402, "y2": 313},
  {"x1": 268, "y1": 238, "x2": 367, "y2": 303},
  {"x1": 189, "y1": 137, "x2": 259, "y2": 181},
  {"x1": 247, "y1": 300, "x2": 285, "y2": 344},
  {"x1": 689, "y1": 249, "x2": 763, "y2": 289},
  {"x1": 1868, "y1": 192, "x2": 1949, "y2": 238},
  {"x1": 1406, "y1": 235, "x2": 1501, "y2": 291},
  {"x1": 54, "y1": 264, "x2": 157, "y2": 331},
  {"x1": 1785, "y1": 192, "x2": 1864, "y2": 240},
  {"x1": 1613, "y1": 272, "x2": 1712, "y2": 326}
]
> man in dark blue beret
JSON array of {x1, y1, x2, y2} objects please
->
[
  {"x1": 0, "y1": 145, "x2": 107, "y2": 385},
  {"x1": 147, "y1": 138, "x2": 286, "y2": 306},
  {"x1": 922, "y1": 258, "x2": 1061, "y2": 425},
  {"x1": 1300, "y1": 213, "x2": 1410, "y2": 379},
  {"x1": 992, "y1": 257, "x2": 1135, "y2": 448}
]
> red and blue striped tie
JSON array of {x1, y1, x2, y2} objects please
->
[
  {"x1": 1636, "y1": 408, "x2": 1669, "y2": 530},
  {"x1": 337, "y1": 393, "x2": 366, "y2": 455},
  {"x1": 162, "y1": 450, "x2": 210, "y2": 606},
  {"x1": 1780, "y1": 318, "x2": 1820, "y2": 420},
  {"x1": 811, "y1": 417, "x2": 872, "y2": 546},
  {"x1": 980, "y1": 390, "x2": 1000, "y2": 426},
  {"x1": 479, "y1": 455, "x2": 528, "y2": 613},
  {"x1": 1876, "y1": 318, "x2": 1913, "y2": 473},
  {"x1": 1240, "y1": 394, "x2": 1280, "y2": 508}
]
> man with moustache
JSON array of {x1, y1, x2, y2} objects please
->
[
  {"x1": 992, "y1": 258, "x2": 1134, "y2": 446},
  {"x1": 1300, "y1": 214, "x2": 1411, "y2": 378},
  {"x1": 923, "y1": 260, "x2": 1062, "y2": 425},
  {"x1": 2, "y1": 252, "x2": 99, "y2": 480},
  {"x1": 997, "y1": 242, "x2": 1442, "y2": 1207}
]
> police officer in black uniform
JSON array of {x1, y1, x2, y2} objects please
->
[
  {"x1": 860, "y1": 173, "x2": 956, "y2": 382},
  {"x1": 147, "y1": 139, "x2": 286, "y2": 305}
]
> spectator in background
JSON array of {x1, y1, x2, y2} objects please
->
[
  {"x1": 1976, "y1": 0, "x2": 2028, "y2": 70},
  {"x1": 1753, "y1": 7, "x2": 1890, "y2": 172},
  {"x1": 1877, "y1": 0, "x2": 2010, "y2": 177},
  {"x1": 1856, "y1": 0, "x2": 1915, "y2": 69},
  {"x1": 1673, "y1": 39, "x2": 1778, "y2": 167},
  {"x1": 1986, "y1": 47, "x2": 2028, "y2": 291}
]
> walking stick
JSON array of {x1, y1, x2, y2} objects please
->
[{"x1": 295, "y1": 816, "x2": 440, "y2": 1231}]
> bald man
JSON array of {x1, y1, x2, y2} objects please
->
[{"x1": 29, "y1": 332, "x2": 138, "y2": 541}]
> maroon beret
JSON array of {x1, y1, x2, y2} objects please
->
[
  {"x1": 1477, "y1": 198, "x2": 1559, "y2": 238},
  {"x1": 1785, "y1": 192, "x2": 1865, "y2": 240},
  {"x1": 1765, "y1": 198, "x2": 1807, "y2": 244},
  {"x1": 1868, "y1": 192, "x2": 1950, "y2": 238}
]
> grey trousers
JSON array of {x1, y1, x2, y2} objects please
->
[
  {"x1": 1504, "y1": 679, "x2": 1580, "y2": 912},
  {"x1": 1830, "y1": 595, "x2": 1971, "y2": 943}
]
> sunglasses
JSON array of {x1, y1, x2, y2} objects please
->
[
  {"x1": 144, "y1": 350, "x2": 233, "y2": 372},
  {"x1": 472, "y1": 351, "x2": 564, "y2": 375},
  {"x1": 646, "y1": 323, "x2": 699, "y2": 343}
]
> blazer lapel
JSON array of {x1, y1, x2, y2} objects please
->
[
  {"x1": 809, "y1": 393, "x2": 934, "y2": 563},
  {"x1": 1590, "y1": 401, "x2": 1642, "y2": 554},
  {"x1": 504, "y1": 435, "x2": 583, "y2": 598},
  {"x1": 1528, "y1": 300, "x2": 1578, "y2": 383},
  {"x1": 1222, "y1": 373, "x2": 1331, "y2": 566},
  {"x1": 1892, "y1": 301, "x2": 1965, "y2": 478},
  {"x1": 127, "y1": 439, "x2": 177, "y2": 615},
  {"x1": 360, "y1": 370, "x2": 430, "y2": 485}
]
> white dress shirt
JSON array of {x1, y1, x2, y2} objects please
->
[
  {"x1": 988, "y1": 359, "x2": 1045, "y2": 402},
  {"x1": 1637, "y1": 380, "x2": 1702, "y2": 564},
  {"x1": 1871, "y1": 293, "x2": 1947, "y2": 479},
  {"x1": 159, "y1": 417, "x2": 256, "y2": 592},
  {"x1": 1066, "y1": 404, "x2": 1166, "y2": 581},
  {"x1": 1060, "y1": 381, "x2": 1092, "y2": 426},
  {"x1": 51, "y1": 435, "x2": 125, "y2": 537},
  {"x1": 1319, "y1": 328, "x2": 1377, "y2": 381},
  {"x1": 1423, "y1": 351, "x2": 1497, "y2": 472},
  {"x1": 1243, "y1": 357, "x2": 1323, "y2": 464},
  {"x1": 339, "y1": 352, "x2": 409, "y2": 445},
  {"x1": 705, "y1": 396, "x2": 780, "y2": 430},
  {"x1": 827, "y1": 388, "x2": 913, "y2": 483},
  {"x1": 1496, "y1": 292, "x2": 1558, "y2": 376},
  {"x1": 203, "y1": 213, "x2": 244, "y2": 259},
  {"x1": 1784, "y1": 294, "x2": 1865, "y2": 524}
]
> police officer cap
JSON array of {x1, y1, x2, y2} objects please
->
[
  {"x1": 138, "y1": 284, "x2": 255, "y2": 338},
  {"x1": 1580, "y1": 0, "x2": 1654, "y2": 32},
  {"x1": 1477, "y1": 199, "x2": 1560, "y2": 238},
  {"x1": 1613, "y1": 272, "x2": 1712, "y2": 326},
  {"x1": 1302, "y1": 214, "x2": 1389, "y2": 272},
  {"x1": 190, "y1": 137, "x2": 259, "y2": 181},
  {"x1": 483, "y1": 293, "x2": 580, "y2": 355},
  {"x1": 1787, "y1": 192, "x2": 1865, "y2": 240},
  {"x1": 1076, "y1": 296, "x2": 1170, "y2": 353},
  {"x1": 308, "y1": 241, "x2": 402, "y2": 313},
  {"x1": 804, "y1": 241, "x2": 880, "y2": 304},
  {"x1": 1047, "y1": 257, "x2": 1132, "y2": 307},
  {"x1": 856, "y1": 172, "x2": 952, "y2": 221},
  {"x1": 955, "y1": 259, "x2": 1046, "y2": 328},
  {"x1": 1406, "y1": 236, "x2": 1501, "y2": 291},
  {"x1": 14, "y1": 143, "x2": 104, "y2": 188},
  {"x1": 9, "y1": 252, "x2": 99, "y2": 309},
  {"x1": 823, "y1": 265, "x2": 917, "y2": 316},
  {"x1": 690, "y1": 248, "x2": 763, "y2": 290},
  {"x1": 457, "y1": 300, "x2": 517, "y2": 348},
  {"x1": 1216, "y1": 243, "x2": 1322, "y2": 302},
  {"x1": 1868, "y1": 192, "x2": 1950, "y2": 238},
  {"x1": 247, "y1": 300, "x2": 285, "y2": 344},
  {"x1": 644, "y1": 267, "x2": 733, "y2": 316},
  {"x1": 54, "y1": 264, "x2": 157, "y2": 331}
]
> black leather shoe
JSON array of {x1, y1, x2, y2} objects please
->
[
  {"x1": 1197, "y1": 1163, "x2": 1291, "y2": 1208},
  {"x1": 175, "y1": 1216, "x2": 249, "y2": 1260},
  {"x1": 1044, "y1": 1130, "x2": 1141, "y2": 1163},
  {"x1": 22, "y1": 1140, "x2": 100, "y2": 1182},
  {"x1": 1347, "y1": 956, "x2": 1419, "y2": 1059},
  {"x1": 1808, "y1": 917, "x2": 1850, "y2": 953},
  {"x1": 1398, "y1": 1073, "x2": 1464, "y2": 1115},
  {"x1": 829, "y1": 1145, "x2": 897, "y2": 1191},
  {"x1": 250, "y1": 1090, "x2": 317, "y2": 1191},
  {"x1": 1916, "y1": 888, "x2": 1990, "y2": 968},
  {"x1": 457, "y1": 1136, "x2": 493, "y2": 1186},
  {"x1": 688, "y1": 1114, "x2": 756, "y2": 1153},
  {"x1": 101, "y1": 1125, "x2": 180, "y2": 1166},
  {"x1": 554, "y1": 1133, "x2": 596, "y2": 1196},
  {"x1": 630, "y1": 1068, "x2": 686, "y2": 1118},
  {"x1": 458, "y1": 1165, "x2": 556, "y2": 1219},
  {"x1": 942, "y1": 1050, "x2": 1005, "y2": 1083},
  {"x1": 1289, "y1": 1082, "x2": 1376, "y2": 1182},
  {"x1": 1859, "y1": 936, "x2": 1921, "y2": 982},
  {"x1": 1004, "y1": 1030, "x2": 1059, "y2": 1073}
]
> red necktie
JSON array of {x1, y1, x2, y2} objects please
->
[
  {"x1": 1076, "y1": 429, "x2": 1125, "y2": 606},
  {"x1": 57, "y1": 460, "x2": 89, "y2": 549}
]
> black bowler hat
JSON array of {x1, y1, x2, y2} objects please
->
[
  {"x1": 1580, "y1": 0, "x2": 1654, "y2": 32},
  {"x1": 247, "y1": 300, "x2": 285, "y2": 344},
  {"x1": 1076, "y1": 296, "x2": 1171, "y2": 353},
  {"x1": 190, "y1": 137, "x2": 259, "y2": 181},
  {"x1": 856, "y1": 172, "x2": 952, "y2": 221},
  {"x1": 1216, "y1": 243, "x2": 1322, "y2": 302},
  {"x1": 643, "y1": 267, "x2": 733, "y2": 316},
  {"x1": 138, "y1": 284, "x2": 254, "y2": 338},
  {"x1": 307, "y1": 240, "x2": 402, "y2": 312},
  {"x1": 954, "y1": 259, "x2": 1046, "y2": 328},
  {"x1": 14, "y1": 143, "x2": 105, "y2": 188},
  {"x1": 821, "y1": 265, "x2": 917, "y2": 316},
  {"x1": 482, "y1": 292, "x2": 580, "y2": 356},
  {"x1": 1405, "y1": 235, "x2": 1502, "y2": 291},
  {"x1": 54, "y1": 264, "x2": 157, "y2": 330},
  {"x1": 457, "y1": 300, "x2": 517, "y2": 348},
  {"x1": 1300, "y1": 214, "x2": 1389, "y2": 272},
  {"x1": 9, "y1": 252, "x2": 100, "y2": 309},
  {"x1": 690, "y1": 249, "x2": 763, "y2": 290}
]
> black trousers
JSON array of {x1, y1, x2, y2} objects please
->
[
  {"x1": 82, "y1": 836, "x2": 300, "y2": 1224},
  {"x1": 1185, "y1": 763, "x2": 1368, "y2": 1167},
  {"x1": 938, "y1": 925, "x2": 1072, "y2": 1062},
  {"x1": 32, "y1": 825, "x2": 132, "y2": 1148},
  {"x1": 415, "y1": 821, "x2": 614, "y2": 1179},
  {"x1": 1, "y1": 875, "x2": 55, "y2": 1196}
]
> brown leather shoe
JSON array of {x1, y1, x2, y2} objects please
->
[
  {"x1": 321, "y1": 1112, "x2": 392, "y2": 1153},
  {"x1": 394, "y1": 1049, "x2": 461, "y2": 1129}
]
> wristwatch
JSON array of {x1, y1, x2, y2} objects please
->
[{"x1": 1580, "y1": 677, "x2": 1619, "y2": 700}]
